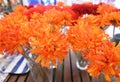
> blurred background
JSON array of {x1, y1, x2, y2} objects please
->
[{"x1": 0, "y1": 0, "x2": 118, "y2": 14}]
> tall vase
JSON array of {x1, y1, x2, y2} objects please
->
[
  {"x1": 27, "y1": 58, "x2": 49, "y2": 82},
  {"x1": 21, "y1": 47, "x2": 52, "y2": 82}
]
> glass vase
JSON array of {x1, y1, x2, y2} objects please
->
[
  {"x1": 76, "y1": 52, "x2": 88, "y2": 70},
  {"x1": 21, "y1": 46, "x2": 54, "y2": 82},
  {"x1": 98, "y1": 72, "x2": 116, "y2": 82},
  {"x1": 27, "y1": 58, "x2": 49, "y2": 82}
]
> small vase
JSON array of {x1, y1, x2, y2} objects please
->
[
  {"x1": 76, "y1": 52, "x2": 88, "y2": 70},
  {"x1": 27, "y1": 58, "x2": 49, "y2": 82}
]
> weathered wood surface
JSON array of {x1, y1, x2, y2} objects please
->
[{"x1": 4, "y1": 53, "x2": 103, "y2": 82}]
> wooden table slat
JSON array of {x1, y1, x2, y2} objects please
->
[
  {"x1": 54, "y1": 61, "x2": 62, "y2": 82},
  {"x1": 4, "y1": 54, "x2": 103, "y2": 82},
  {"x1": 81, "y1": 70, "x2": 90, "y2": 82},
  {"x1": 64, "y1": 53, "x2": 72, "y2": 82},
  {"x1": 6, "y1": 74, "x2": 19, "y2": 82},
  {"x1": 4, "y1": 75, "x2": 11, "y2": 82},
  {"x1": 70, "y1": 50, "x2": 81, "y2": 82},
  {"x1": 92, "y1": 77, "x2": 100, "y2": 82},
  {"x1": 17, "y1": 73, "x2": 29, "y2": 82},
  {"x1": 26, "y1": 72, "x2": 34, "y2": 82}
]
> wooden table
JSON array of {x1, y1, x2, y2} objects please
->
[{"x1": 4, "y1": 51, "x2": 106, "y2": 82}]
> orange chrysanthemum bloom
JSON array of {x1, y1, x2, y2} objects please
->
[
  {"x1": 41, "y1": 8, "x2": 73, "y2": 27},
  {"x1": 0, "y1": 26, "x2": 29, "y2": 54},
  {"x1": 3, "y1": 12, "x2": 28, "y2": 26},
  {"x1": 0, "y1": 10, "x2": 28, "y2": 54},
  {"x1": 116, "y1": 78, "x2": 120, "y2": 82},
  {"x1": 17, "y1": 7, "x2": 73, "y2": 68},
  {"x1": 30, "y1": 12, "x2": 42, "y2": 21},
  {"x1": 87, "y1": 41, "x2": 120, "y2": 82},
  {"x1": 100, "y1": 11, "x2": 120, "y2": 27},
  {"x1": 81, "y1": 14, "x2": 102, "y2": 27},
  {"x1": 14, "y1": 5, "x2": 28, "y2": 14},
  {"x1": 97, "y1": 3, "x2": 117, "y2": 14},
  {"x1": 30, "y1": 30, "x2": 69, "y2": 67},
  {"x1": 0, "y1": 26, "x2": 3, "y2": 54},
  {"x1": 19, "y1": 21, "x2": 37, "y2": 41},
  {"x1": 67, "y1": 18, "x2": 108, "y2": 53},
  {"x1": 27, "y1": 16, "x2": 70, "y2": 67},
  {"x1": 66, "y1": 20, "x2": 87, "y2": 52}
]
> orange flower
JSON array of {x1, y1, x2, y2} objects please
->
[
  {"x1": 97, "y1": 3, "x2": 117, "y2": 14},
  {"x1": 0, "y1": 26, "x2": 26, "y2": 54},
  {"x1": 16, "y1": 7, "x2": 73, "y2": 68},
  {"x1": 101, "y1": 11, "x2": 120, "y2": 27},
  {"x1": 30, "y1": 31, "x2": 69, "y2": 67},
  {"x1": 116, "y1": 77, "x2": 120, "y2": 82},
  {"x1": 30, "y1": 12, "x2": 42, "y2": 21},
  {"x1": 42, "y1": 8, "x2": 73, "y2": 27},
  {"x1": 81, "y1": 15, "x2": 102, "y2": 27},
  {"x1": 27, "y1": 17, "x2": 69, "y2": 67},
  {"x1": 67, "y1": 18, "x2": 108, "y2": 53},
  {"x1": 87, "y1": 41, "x2": 120, "y2": 82},
  {"x1": 0, "y1": 9, "x2": 28, "y2": 54},
  {"x1": 14, "y1": 5, "x2": 27, "y2": 14}
]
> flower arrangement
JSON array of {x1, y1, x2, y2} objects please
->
[{"x1": 1, "y1": 2, "x2": 120, "y2": 82}]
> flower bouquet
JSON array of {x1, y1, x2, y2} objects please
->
[{"x1": 0, "y1": 2, "x2": 120, "y2": 82}]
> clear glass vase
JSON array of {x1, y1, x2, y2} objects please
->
[
  {"x1": 27, "y1": 58, "x2": 49, "y2": 82},
  {"x1": 76, "y1": 52, "x2": 88, "y2": 70},
  {"x1": 98, "y1": 72, "x2": 116, "y2": 82},
  {"x1": 21, "y1": 47, "x2": 54, "y2": 82}
]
